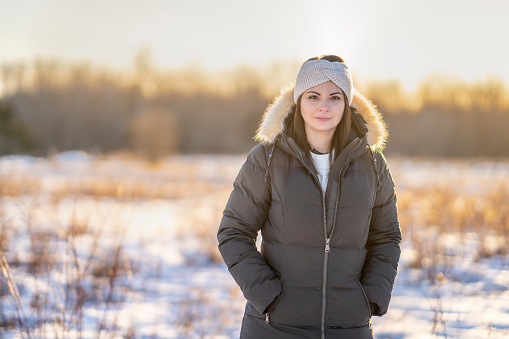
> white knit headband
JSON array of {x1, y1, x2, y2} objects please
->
[{"x1": 294, "y1": 59, "x2": 353, "y2": 105}]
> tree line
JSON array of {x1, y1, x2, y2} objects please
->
[{"x1": 1, "y1": 58, "x2": 508, "y2": 158}]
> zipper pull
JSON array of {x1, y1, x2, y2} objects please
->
[
  {"x1": 265, "y1": 313, "x2": 269, "y2": 324},
  {"x1": 325, "y1": 238, "x2": 330, "y2": 253}
]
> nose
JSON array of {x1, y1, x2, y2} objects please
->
[{"x1": 319, "y1": 99, "x2": 330, "y2": 112}]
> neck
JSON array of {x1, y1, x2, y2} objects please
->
[{"x1": 306, "y1": 129, "x2": 333, "y2": 154}]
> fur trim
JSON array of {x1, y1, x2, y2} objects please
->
[{"x1": 255, "y1": 83, "x2": 388, "y2": 150}]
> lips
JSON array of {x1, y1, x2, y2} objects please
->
[{"x1": 315, "y1": 117, "x2": 331, "y2": 122}]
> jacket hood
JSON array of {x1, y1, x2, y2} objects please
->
[{"x1": 255, "y1": 83, "x2": 388, "y2": 150}]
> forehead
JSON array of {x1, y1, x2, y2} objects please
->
[{"x1": 306, "y1": 80, "x2": 342, "y2": 93}]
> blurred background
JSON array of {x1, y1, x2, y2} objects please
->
[
  {"x1": 1, "y1": 0, "x2": 509, "y2": 159},
  {"x1": 1, "y1": 1, "x2": 509, "y2": 338}
]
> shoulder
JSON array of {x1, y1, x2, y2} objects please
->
[
  {"x1": 246, "y1": 142, "x2": 273, "y2": 171},
  {"x1": 370, "y1": 149, "x2": 389, "y2": 173}
]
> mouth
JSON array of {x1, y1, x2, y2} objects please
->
[{"x1": 315, "y1": 117, "x2": 331, "y2": 122}]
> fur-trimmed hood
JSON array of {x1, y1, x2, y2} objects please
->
[{"x1": 255, "y1": 83, "x2": 388, "y2": 150}]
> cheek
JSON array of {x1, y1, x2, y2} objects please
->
[
  {"x1": 300, "y1": 103, "x2": 314, "y2": 119},
  {"x1": 338, "y1": 109, "x2": 345, "y2": 120},
  {"x1": 333, "y1": 104, "x2": 345, "y2": 122}
]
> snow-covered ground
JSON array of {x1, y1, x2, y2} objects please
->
[{"x1": 1, "y1": 152, "x2": 509, "y2": 338}]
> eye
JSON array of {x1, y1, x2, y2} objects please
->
[
  {"x1": 330, "y1": 95, "x2": 342, "y2": 101},
  {"x1": 307, "y1": 95, "x2": 319, "y2": 100}
]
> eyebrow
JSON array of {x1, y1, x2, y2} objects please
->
[{"x1": 306, "y1": 91, "x2": 343, "y2": 96}]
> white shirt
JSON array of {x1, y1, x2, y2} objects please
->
[{"x1": 310, "y1": 152, "x2": 331, "y2": 195}]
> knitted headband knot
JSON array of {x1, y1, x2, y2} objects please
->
[{"x1": 293, "y1": 59, "x2": 353, "y2": 105}]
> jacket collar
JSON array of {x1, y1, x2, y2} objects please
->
[{"x1": 255, "y1": 83, "x2": 388, "y2": 151}]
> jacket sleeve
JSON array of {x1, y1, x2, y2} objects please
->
[
  {"x1": 361, "y1": 151, "x2": 402, "y2": 316},
  {"x1": 217, "y1": 143, "x2": 282, "y2": 315}
]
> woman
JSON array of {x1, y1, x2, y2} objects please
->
[{"x1": 217, "y1": 55, "x2": 401, "y2": 339}]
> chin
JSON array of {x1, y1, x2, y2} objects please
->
[{"x1": 313, "y1": 127, "x2": 337, "y2": 134}]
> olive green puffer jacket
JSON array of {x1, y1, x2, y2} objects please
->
[{"x1": 217, "y1": 85, "x2": 401, "y2": 339}]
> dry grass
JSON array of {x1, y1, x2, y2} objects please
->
[
  {"x1": 47, "y1": 175, "x2": 226, "y2": 205},
  {"x1": 393, "y1": 169, "x2": 509, "y2": 335},
  {"x1": 176, "y1": 285, "x2": 242, "y2": 338},
  {"x1": 0, "y1": 175, "x2": 40, "y2": 197},
  {"x1": 397, "y1": 177, "x2": 509, "y2": 261},
  {"x1": 0, "y1": 196, "x2": 133, "y2": 338},
  {"x1": 0, "y1": 154, "x2": 240, "y2": 338},
  {"x1": 1, "y1": 253, "x2": 32, "y2": 338},
  {"x1": 63, "y1": 179, "x2": 222, "y2": 200},
  {"x1": 0, "y1": 204, "x2": 9, "y2": 253},
  {"x1": 1, "y1": 155, "x2": 509, "y2": 338},
  {"x1": 175, "y1": 189, "x2": 231, "y2": 266}
]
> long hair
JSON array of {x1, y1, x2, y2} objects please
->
[{"x1": 293, "y1": 55, "x2": 352, "y2": 162}]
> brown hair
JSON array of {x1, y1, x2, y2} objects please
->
[{"x1": 293, "y1": 55, "x2": 352, "y2": 162}]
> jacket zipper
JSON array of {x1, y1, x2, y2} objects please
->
[
  {"x1": 320, "y1": 144, "x2": 358, "y2": 338},
  {"x1": 289, "y1": 139, "x2": 358, "y2": 339},
  {"x1": 321, "y1": 193, "x2": 328, "y2": 339},
  {"x1": 321, "y1": 160, "x2": 349, "y2": 339},
  {"x1": 288, "y1": 139, "x2": 329, "y2": 339}
]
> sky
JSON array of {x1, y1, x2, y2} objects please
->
[{"x1": 1, "y1": 0, "x2": 509, "y2": 90}]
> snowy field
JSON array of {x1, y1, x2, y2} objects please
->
[{"x1": 1, "y1": 152, "x2": 509, "y2": 338}]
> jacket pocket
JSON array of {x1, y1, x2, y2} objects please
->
[
  {"x1": 245, "y1": 302, "x2": 265, "y2": 319},
  {"x1": 265, "y1": 271, "x2": 284, "y2": 325},
  {"x1": 267, "y1": 272, "x2": 283, "y2": 312},
  {"x1": 356, "y1": 279, "x2": 372, "y2": 318}
]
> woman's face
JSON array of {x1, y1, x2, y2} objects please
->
[{"x1": 300, "y1": 81, "x2": 345, "y2": 139}]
